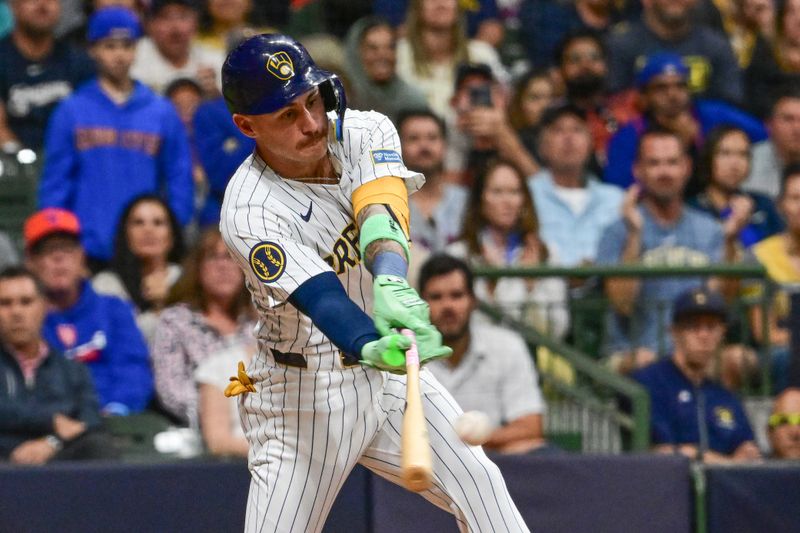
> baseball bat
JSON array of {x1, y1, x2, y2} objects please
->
[{"x1": 400, "y1": 328, "x2": 433, "y2": 492}]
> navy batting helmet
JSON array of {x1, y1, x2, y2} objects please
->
[{"x1": 222, "y1": 33, "x2": 347, "y2": 140}]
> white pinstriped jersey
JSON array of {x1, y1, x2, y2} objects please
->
[{"x1": 220, "y1": 109, "x2": 424, "y2": 360}]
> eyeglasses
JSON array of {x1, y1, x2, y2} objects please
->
[{"x1": 769, "y1": 413, "x2": 800, "y2": 428}]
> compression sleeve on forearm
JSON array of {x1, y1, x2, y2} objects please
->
[
  {"x1": 371, "y1": 250, "x2": 408, "y2": 277},
  {"x1": 288, "y1": 271, "x2": 380, "y2": 359}
]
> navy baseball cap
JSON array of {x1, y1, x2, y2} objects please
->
[
  {"x1": 636, "y1": 52, "x2": 689, "y2": 89},
  {"x1": 87, "y1": 7, "x2": 142, "y2": 44},
  {"x1": 671, "y1": 287, "x2": 727, "y2": 324}
]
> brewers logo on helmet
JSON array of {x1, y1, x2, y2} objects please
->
[
  {"x1": 266, "y1": 51, "x2": 295, "y2": 80},
  {"x1": 222, "y1": 33, "x2": 347, "y2": 140}
]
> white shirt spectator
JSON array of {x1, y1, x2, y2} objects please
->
[
  {"x1": 426, "y1": 317, "x2": 544, "y2": 428},
  {"x1": 131, "y1": 37, "x2": 225, "y2": 95},
  {"x1": 396, "y1": 39, "x2": 507, "y2": 120},
  {"x1": 194, "y1": 344, "x2": 250, "y2": 440},
  {"x1": 744, "y1": 140, "x2": 783, "y2": 199}
]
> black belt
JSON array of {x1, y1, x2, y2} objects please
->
[
  {"x1": 270, "y1": 349, "x2": 361, "y2": 369},
  {"x1": 271, "y1": 348, "x2": 307, "y2": 368}
]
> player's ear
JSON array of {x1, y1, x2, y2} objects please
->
[{"x1": 232, "y1": 114, "x2": 258, "y2": 139}]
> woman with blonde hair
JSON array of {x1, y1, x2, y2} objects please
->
[
  {"x1": 396, "y1": 0, "x2": 507, "y2": 118},
  {"x1": 151, "y1": 227, "x2": 255, "y2": 425}
]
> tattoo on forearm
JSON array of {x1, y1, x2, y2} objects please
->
[{"x1": 364, "y1": 239, "x2": 405, "y2": 271}]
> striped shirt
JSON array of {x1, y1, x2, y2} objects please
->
[{"x1": 220, "y1": 109, "x2": 424, "y2": 361}]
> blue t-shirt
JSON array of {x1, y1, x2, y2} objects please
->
[
  {"x1": 0, "y1": 35, "x2": 94, "y2": 150},
  {"x1": 607, "y1": 21, "x2": 743, "y2": 103},
  {"x1": 632, "y1": 358, "x2": 755, "y2": 455},
  {"x1": 596, "y1": 205, "x2": 723, "y2": 354}
]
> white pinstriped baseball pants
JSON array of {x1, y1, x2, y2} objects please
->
[{"x1": 237, "y1": 355, "x2": 530, "y2": 533}]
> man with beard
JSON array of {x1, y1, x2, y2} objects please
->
[
  {"x1": 606, "y1": 0, "x2": 742, "y2": 103},
  {"x1": 398, "y1": 109, "x2": 468, "y2": 253},
  {"x1": 420, "y1": 254, "x2": 547, "y2": 454},
  {"x1": 604, "y1": 52, "x2": 766, "y2": 191},
  {"x1": 631, "y1": 287, "x2": 761, "y2": 463},
  {"x1": 596, "y1": 129, "x2": 747, "y2": 371},
  {"x1": 556, "y1": 29, "x2": 638, "y2": 168},
  {"x1": 0, "y1": 0, "x2": 94, "y2": 152}
]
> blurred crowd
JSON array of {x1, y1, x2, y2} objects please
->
[{"x1": 1, "y1": 0, "x2": 800, "y2": 465}]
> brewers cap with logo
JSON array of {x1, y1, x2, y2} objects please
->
[
  {"x1": 222, "y1": 33, "x2": 347, "y2": 139},
  {"x1": 671, "y1": 287, "x2": 727, "y2": 324},
  {"x1": 24, "y1": 208, "x2": 81, "y2": 250},
  {"x1": 87, "y1": 6, "x2": 142, "y2": 44},
  {"x1": 635, "y1": 52, "x2": 690, "y2": 89}
]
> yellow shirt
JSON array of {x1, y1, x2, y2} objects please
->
[{"x1": 752, "y1": 235, "x2": 800, "y2": 318}]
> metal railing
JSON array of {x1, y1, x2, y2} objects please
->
[
  {"x1": 0, "y1": 150, "x2": 42, "y2": 254},
  {"x1": 473, "y1": 263, "x2": 772, "y2": 453}
]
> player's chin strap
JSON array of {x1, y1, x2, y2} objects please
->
[
  {"x1": 224, "y1": 361, "x2": 256, "y2": 397},
  {"x1": 320, "y1": 76, "x2": 346, "y2": 142}
]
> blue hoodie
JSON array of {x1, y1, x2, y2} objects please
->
[
  {"x1": 38, "y1": 79, "x2": 194, "y2": 261},
  {"x1": 42, "y1": 281, "x2": 153, "y2": 414}
]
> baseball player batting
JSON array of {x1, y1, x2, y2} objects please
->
[{"x1": 219, "y1": 34, "x2": 530, "y2": 533}]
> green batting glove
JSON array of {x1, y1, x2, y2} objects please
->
[
  {"x1": 372, "y1": 275, "x2": 431, "y2": 335},
  {"x1": 360, "y1": 333, "x2": 412, "y2": 374},
  {"x1": 372, "y1": 275, "x2": 453, "y2": 363},
  {"x1": 412, "y1": 325, "x2": 453, "y2": 364}
]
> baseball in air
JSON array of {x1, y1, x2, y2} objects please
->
[{"x1": 454, "y1": 411, "x2": 493, "y2": 446}]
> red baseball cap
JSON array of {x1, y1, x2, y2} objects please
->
[{"x1": 24, "y1": 208, "x2": 81, "y2": 250}]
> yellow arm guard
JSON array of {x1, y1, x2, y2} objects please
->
[{"x1": 351, "y1": 177, "x2": 411, "y2": 237}]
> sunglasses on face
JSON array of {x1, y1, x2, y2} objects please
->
[{"x1": 769, "y1": 413, "x2": 800, "y2": 428}]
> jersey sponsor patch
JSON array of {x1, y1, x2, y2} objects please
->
[
  {"x1": 371, "y1": 149, "x2": 403, "y2": 165},
  {"x1": 249, "y1": 241, "x2": 287, "y2": 283}
]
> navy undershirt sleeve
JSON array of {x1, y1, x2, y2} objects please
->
[{"x1": 288, "y1": 272, "x2": 380, "y2": 361}]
